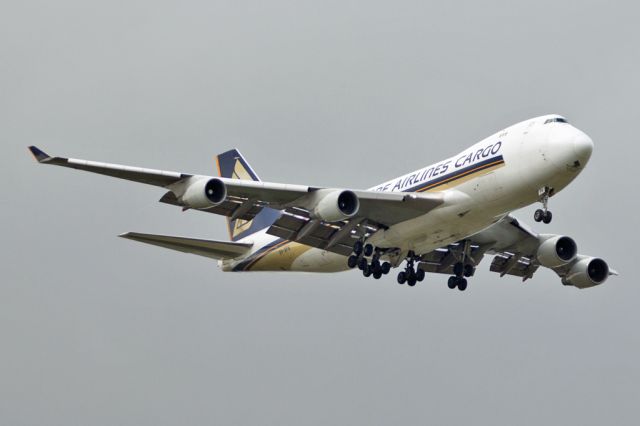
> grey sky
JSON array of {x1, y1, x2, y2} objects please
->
[{"x1": 2, "y1": 1, "x2": 639, "y2": 425}]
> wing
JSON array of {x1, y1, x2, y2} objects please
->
[
  {"x1": 265, "y1": 191, "x2": 444, "y2": 255},
  {"x1": 119, "y1": 232, "x2": 252, "y2": 259},
  {"x1": 417, "y1": 215, "x2": 617, "y2": 289},
  {"x1": 28, "y1": 146, "x2": 190, "y2": 186},
  {"x1": 29, "y1": 146, "x2": 444, "y2": 252}
]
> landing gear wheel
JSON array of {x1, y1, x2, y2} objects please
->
[
  {"x1": 353, "y1": 241, "x2": 364, "y2": 256},
  {"x1": 372, "y1": 265, "x2": 382, "y2": 276},
  {"x1": 363, "y1": 265, "x2": 372, "y2": 277},
  {"x1": 448, "y1": 276, "x2": 457, "y2": 289},
  {"x1": 347, "y1": 255, "x2": 358, "y2": 269},
  {"x1": 397, "y1": 271, "x2": 407, "y2": 284},
  {"x1": 407, "y1": 275, "x2": 417, "y2": 286},
  {"x1": 453, "y1": 262, "x2": 464, "y2": 277},
  {"x1": 373, "y1": 271, "x2": 382, "y2": 280},
  {"x1": 371, "y1": 259, "x2": 381, "y2": 272},
  {"x1": 534, "y1": 209, "x2": 544, "y2": 222},
  {"x1": 416, "y1": 269, "x2": 425, "y2": 282},
  {"x1": 358, "y1": 258, "x2": 368, "y2": 271},
  {"x1": 543, "y1": 210, "x2": 553, "y2": 224},
  {"x1": 457, "y1": 278, "x2": 468, "y2": 291},
  {"x1": 363, "y1": 244, "x2": 374, "y2": 257},
  {"x1": 463, "y1": 264, "x2": 475, "y2": 277},
  {"x1": 381, "y1": 262, "x2": 391, "y2": 275}
]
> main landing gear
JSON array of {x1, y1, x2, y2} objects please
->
[
  {"x1": 396, "y1": 251, "x2": 425, "y2": 287},
  {"x1": 348, "y1": 241, "x2": 478, "y2": 292},
  {"x1": 446, "y1": 262, "x2": 474, "y2": 291},
  {"x1": 347, "y1": 241, "x2": 391, "y2": 280},
  {"x1": 534, "y1": 186, "x2": 553, "y2": 224},
  {"x1": 448, "y1": 274, "x2": 467, "y2": 291},
  {"x1": 446, "y1": 240, "x2": 476, "y2": 291}
]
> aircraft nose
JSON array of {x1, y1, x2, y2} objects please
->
[
  {"x1": 547, "y1": 125, "x2": 593, "y2": 171},
  {"x1": 573, "y1": 130, "x2": 593, "y2": 164}
]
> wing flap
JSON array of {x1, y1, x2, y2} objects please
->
[
  {"x1": 266, "y1": 213, "x2": 355, "y2": 256},
  {"x1": 119, "y1": 232, "x2": 252, "y2": 259},
  {"x1": 158, "y1": 191, "x2": 263, "y2": 221},
  {"x1": 417, "y1": 244, "x2": 488, "y2": 275},
  {"x1": 489, "y1": 253, "x2": 539, "y2": 280},
  {"x1": 266, "y1": 208, "x2": 381, "y2": 256}
]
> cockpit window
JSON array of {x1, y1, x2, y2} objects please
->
[{"x1": 544, "y1": 117, "x2": 568, "y2": 124}]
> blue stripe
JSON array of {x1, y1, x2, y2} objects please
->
[{"x1": 404, "y1": 155, "x2": 504, "y2": 193}]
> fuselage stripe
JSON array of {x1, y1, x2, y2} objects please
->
[
  {"x1": 411, "y1": 156, "x2": 505, "y2": 193},
  {"x1": 233, "y1": 238, "x2": 288, "y2": 271},
  {"x1": 247, "y1": 239, "x2": 289, "y2": 269}
]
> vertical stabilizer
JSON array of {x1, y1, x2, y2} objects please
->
[{"x1": 216, "y1": 149, "x2": 280, "y2": 241}]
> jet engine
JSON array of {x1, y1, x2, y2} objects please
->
[
  {"x1": 562, "y1": 257, "x2": 610, "y2": 289},
  {"x1": 536, "y1": 235, "x2": 577, "y2": 268},
  {"x1": 180, "y1": 178, "x2": 227, "y2": 209},
  {"x1": 311, "y1": 190, "x2": 360, "y2": 222}
]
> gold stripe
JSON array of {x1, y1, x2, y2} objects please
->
[
  {"x1": 249, "y1": 242, "x2": 314, "y2": 271},
  {"x1": 245, "y1": 239, "x2": 290, "y2": 270}
]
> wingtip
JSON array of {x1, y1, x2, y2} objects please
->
[
  {"x1": 28, "y1": 146, "x2": 50, "y2": 162},
  {"x1": 119, "y1": 232, "x2": 147, "y2": 241}
]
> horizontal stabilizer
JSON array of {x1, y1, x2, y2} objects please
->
[{"x1": 119, "y1": 232, "x2": 252, "y2": 260}]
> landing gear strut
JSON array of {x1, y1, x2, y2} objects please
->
[
  {"x1": 397, "y1": 251, "x2": 425, "y2": 287},
  {"x1": 534, "y1": 186, "x2": 553, "y2": 224}
]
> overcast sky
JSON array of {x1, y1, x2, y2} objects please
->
[{"x1": 2, "y1": 1, "x2": 639, "y2": 425}]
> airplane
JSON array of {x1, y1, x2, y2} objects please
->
[{"x1": 28, "y1": 114, "x2": 617, "y2": 291}]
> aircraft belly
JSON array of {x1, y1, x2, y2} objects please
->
[
  {"x1": 291, "y1": 249, "x2": 349, "y2": 272},
  {"x1": 368, "y1": 168, "x2": 531, "y2": 255},
  {"x1": 240, "y1": 241, "x2": 348, "y2": 272},
  {"x1": 246, "y1": 241, "x2": 311, "y2": 271},
  {"x1": 376, "y1": 211, "x2": 499, "y2": 253}
]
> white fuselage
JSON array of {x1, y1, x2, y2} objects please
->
[{"x1": 221, "y1": 114, "x2": 594, "y2": 272}]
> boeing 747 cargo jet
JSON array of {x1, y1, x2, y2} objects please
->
[{"x1": 29, "y1": 114, "x2": 616, "y2": 291}]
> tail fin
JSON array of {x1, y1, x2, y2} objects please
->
[{"x1": 216, "y1": 149, "x2": 280, "y2": 241}]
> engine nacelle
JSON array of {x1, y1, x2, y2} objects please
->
[
  {"x1": 563, "y1": 257, "x2": 610, "y2": 289},
  {"x1": 311, "y1": 190, "x2": 360, "y2": 222},
  {"x1": 180, "y1": 178, "x2": 227, "y2": 209},
  {"x1": 536, "y1": 235, "x2": 577, "y2": 268}
]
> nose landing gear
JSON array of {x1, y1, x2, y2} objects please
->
[{"x1": 534, "y1": 186, "x2": 553, "y2": 224}]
